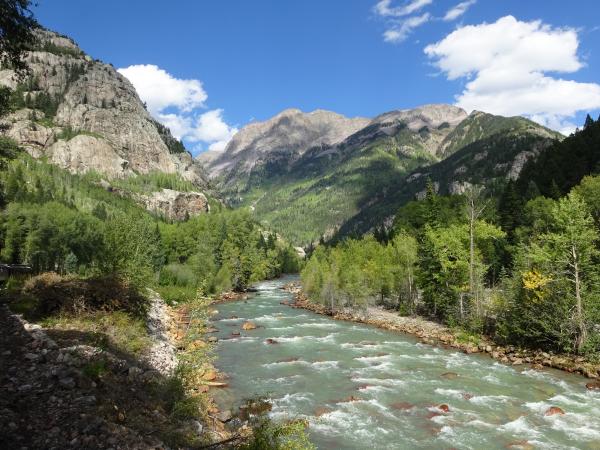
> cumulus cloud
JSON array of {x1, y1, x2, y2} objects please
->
[
  {"x1": 117, "y1": 64, "x2": 207, "y2": 115},
  {"x1": 425, "y1": 16, "x2": 600, "y2": 134},
  {"x1": 443, "y1": 0, "x2": 476, "y2": 22},
  {"x1": 118, "y1": 64, "x2": 236, "y2": 153}
]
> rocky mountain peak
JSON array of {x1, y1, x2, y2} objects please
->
[
  {"x1": 199, "y1": 108, "x2": 370, "y2": 179},
  {"x1": 371, "y1": 104, "x2": 468, "y2": 131},
  {"x1": 0, "y1": 28, "x2": 209, "y2": 188}
]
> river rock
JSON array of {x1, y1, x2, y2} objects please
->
[
  {"x1": 437, "y1": 404, "x2": 450, "y2": 413},
  {"x1": 314, "y1": 407, "x2": 333, "y2": 417},
  {"x1": 390, "y1": 402, "x2": 414, "y2": 410},
  {"x1": 544, "y1": 406, "x2": 565, "y2": 416},
  {"x1": 441, "y1": 372, "x2": 458, "y2": 379},
  {"x1": 242, "y1": 321, "x2": 257, "y2": 330},
  {"x1": 216, "y1": 410, "x2": 233, "y2": 422},
  {"x1": 585, "y1": 381, "x2": 600, "y2": 390},
  {"x1": 265, "y1": 338, "x2": 278, "y2": 344},
  {"x1": 207, "y1": 336, "x2": 218, "y2": 343},
  {"x1": 202, "y1": 369, "x2": 217, "y2": 381}
]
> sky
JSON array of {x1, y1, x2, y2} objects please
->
[{"x1": 34, "y1": 0, "x2": 600, "y2": 155}]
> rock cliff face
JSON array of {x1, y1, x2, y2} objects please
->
[
  {"x1": 138, "y1": 189, "x2": 210, "y2": 221},
  {"x1": 0, "y1": 29, "x2": 209, "y2": 187},
  {"x1": 198, "y1": 108, "x2": 370, "y2": 189}
]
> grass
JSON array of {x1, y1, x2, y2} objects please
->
[
  {"x1": 56, "y1": 126, "x2": 104, "y2": 141},
  {"x1": 155, "y1": 285, "x2": 197, "y2": 305},
  {"x1": 40, "y1": 311, "x2": 150, "y2": 356}
]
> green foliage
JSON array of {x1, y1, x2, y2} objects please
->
[
  {"x1": 151, "y1": 119, "x2": 187, "y2": 154},
  {"x1": 110, "y1": 171, "x2": 197, "y2": 194},
  {"x1": 0, "y1": 0, "x2": 38, "y2": 79},
  {"x1": 302, "y1": 234, "x2": 418, "y2": 314},
  {"x1": 498, "y1": 192, "x2": 600, "y2": 353},
  {"x1": 516, "y1": 119, "x2": 600, "y2": 199},
  {"x1": 0, "y1": 145, "x2": 297, "y2": 298},
  {"x1": 238, "y1": 414, "x2": 314, "y2": 450},
  {"x1": 56, "y1": 126, "x2": 103, "y2": 141},
  {"x1": 36, "y1": 39, "x2": 83, "y2": 57}
]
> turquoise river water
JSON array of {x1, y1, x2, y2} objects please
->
[{"x1": 212, "y1": 277, "x2": 600, "y2": 449}]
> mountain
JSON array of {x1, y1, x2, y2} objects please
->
[
  {"x1": 203, "y1": 104, "x2": 561, "y2": 244},
  {"x1": 198, "y1": 108, "x2": 370, "y2": 189},
  {"x1": 0, "y1": 29, "x2": 209, "y2": 188},
  {"x1": 336, "y1": 112, "x2": 562, "y2": 238}
]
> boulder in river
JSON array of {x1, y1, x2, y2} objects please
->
[
  {"x1": 437, "y1": 404, "x2": 450, "y2": 413},
  {"x1": 441, "y1": 372, "x2": 458, "y2": 379},
  {"x1": 314, "y1": 407, "x2": 333, "y2": 417},
  {"x1": 265, "y1": 338, "x2": 278, "y2": 344},
  {"x1": 242, "y1": 321, "x2": 257, "y2": 330},
  {"x1": 390, "y1": 401, "x2": 414, "y2": 410},
  {"x1": 544, "y1": 406, "x2": 565, "y2": 416},
  {"x1": 586, "y1": 381, "x2": 600, "y2": 390}
]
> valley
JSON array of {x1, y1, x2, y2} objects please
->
[{"x1": 1, "y1": 2, "x2": 600, "y2": 449}]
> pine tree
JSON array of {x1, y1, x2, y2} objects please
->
[{"x1": 584, "y1": 114, "x2": 595, "y2": 130}]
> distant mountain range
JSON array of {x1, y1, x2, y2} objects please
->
[
  {"x1": 199, "y1": 104, "x2": 562, "y2": 244},
  {"x1": 0, "y1": 29, "x2": 565, "y2": 243}
]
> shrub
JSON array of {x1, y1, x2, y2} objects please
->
[{"x1": 22, "y1": 272, "x2": 149, "y2": 318}]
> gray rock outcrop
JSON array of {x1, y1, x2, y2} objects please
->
[{"x1": 0, "y1": 29, "x2": 209, "y2": 187}]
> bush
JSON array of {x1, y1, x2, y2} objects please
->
[
  {"x1": 159, "y1": 263, "x2": 197, "y2": 287},
  {"x1": 22, "y1": 272, "x2": 149, "y2": 318}
]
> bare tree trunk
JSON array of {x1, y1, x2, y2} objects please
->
[{"x1": 572, "y1": 245, "x2": 587, "y2": 353}]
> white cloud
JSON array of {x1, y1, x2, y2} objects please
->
[
  {"x1": 118, "y1": 64, "x2": 237, "y2": 153},
  {"x1": 443, "y1": 0, "x2": 476, "y2": 22},
  {"x1": 375, "y1": 0, "x2": 432, "y2": 17},
  {"x1": 424, "y1": 16, "x2": 600, "y2": 132},
  {"x1": 375, "y1": 1, "x2": 433, "y2": 43},
  {"x1": 384, "y1": 13, "x2": 431, "y2": 43},
  {"x1": 117, "y1": 64, "x2": 207, "y2": 115}
]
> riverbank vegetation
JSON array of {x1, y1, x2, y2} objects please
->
[
  {"x1": 302, "y1": 116, "x2": 600, "y2": 358},
  {"x1": 0, "y1": 137, "x2": 300, "y2": 300}
]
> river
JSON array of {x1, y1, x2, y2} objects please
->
[{"x1": 212, "y1": 276, "x2": 600, "y2": 449}]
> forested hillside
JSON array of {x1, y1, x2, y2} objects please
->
[
  {"x1": 0, "y1": 136, "x2": 300, "y2": 300},
  {"x1": 203, "y1": 105, "x2": 561, "y2": 245},
  {"x1": 302, "y1": 116, "x2": 600, "y2": 356}
]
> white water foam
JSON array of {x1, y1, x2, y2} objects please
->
[{"x1": 498, "y1": 416, "x2": 541, "y2": 438}]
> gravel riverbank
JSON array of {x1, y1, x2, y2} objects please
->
[{"x1": 283, "y1": 283, "x2": 600, "y2": 386}]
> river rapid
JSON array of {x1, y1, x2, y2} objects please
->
[{"x1": 212, "y1": 276, "x2": 600, "y2": 449}]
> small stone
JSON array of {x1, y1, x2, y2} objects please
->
[
  {"x1": 217, "y1": 410, "x2": 233, "y2": 422},
  {"x1": 191, "y1": 420, "x2": 203, "y2": 434},
  {"x1": 544, "y1": 406, "x2": 565, "y2": 416},
  {"x1": 585, "y1": 381, "x2": 600, "y2": 390},
  {"x1": 242, "y1": 321, "x2": 257, "y2": 331},
  {"x1": 437, "y1": 404, "x2": 450, "y2": 413},
  {"x1": 207, "y1": 336, "x2": 218, "y2": 343},
  {"x1": 59, "y1": 377, "x2": 76, "y2": 389},
  {"x1": 202, "y1": 369, "x2": 217, "y2": 381},
  {"x1": 24, "y1": 353, "x2": 39, "y2": 361}
]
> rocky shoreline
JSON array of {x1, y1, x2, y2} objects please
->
[
  {"x1": 283, "y1": 283, "x2": 600, "y2": 386},
  {"x1": 0, "y1": 289, "x2": 248, "y2": 449}
]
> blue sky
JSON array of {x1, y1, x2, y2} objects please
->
[{"x1": 34, "y1": 1, "x2": 600, "y2": 154}]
